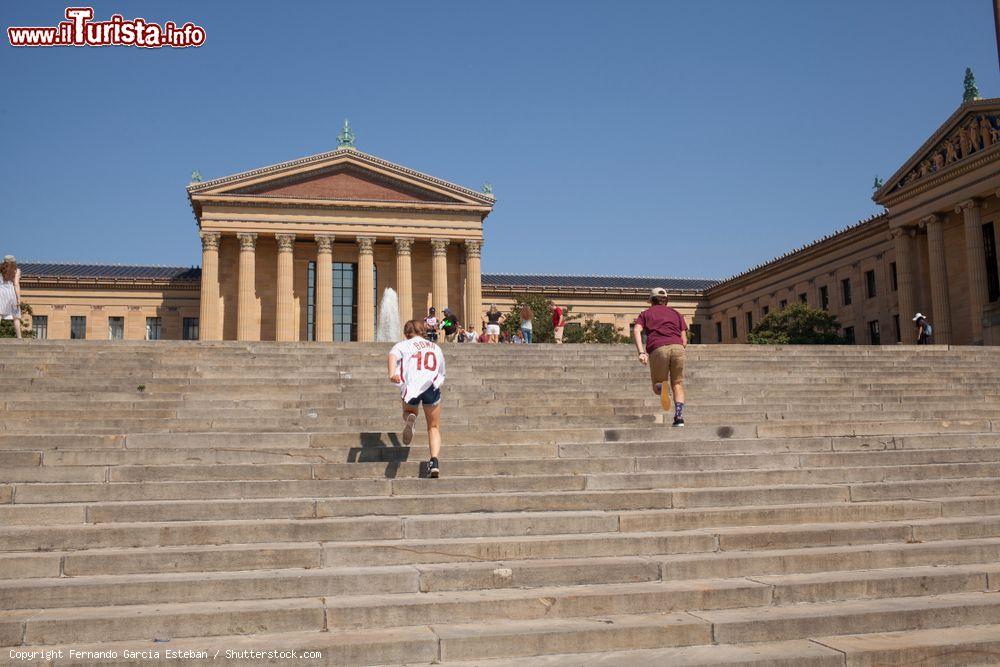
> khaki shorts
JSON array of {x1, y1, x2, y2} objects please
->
[
  {"x1": 554, "y1": 326, "x2": 564, "y2": 343},
  {"x1": 650, "y1": 344, "x2": 685, "y2": 385}
]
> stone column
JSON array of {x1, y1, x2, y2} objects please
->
[
  {"x1": 198, "y1": 231, "x2": 221, "y2": 341},
  {"x1": 891, "y1": 227, "x2": 916, "y2": 340},
  {"x1": 431, "y1": 238, "x2": 450, "y2": 312},
  {"x1": 922, "y1": 215, "x2": 952, "y2": 344},
  {"x1": 356, "y1": 236, "x2": 376, "y2": 342},
  {"x1": 314, "y1": 235, "x2": 334, "y2": 342},
  {"x1": 236, "y1": 232, "x2": 258, "y2": 342},
  {"x1": 275, "y1": 233, "x2": 296, "y2": 342},
  {"x1": 394, "y1": 237, "x2": 414, "y2": 324},
  {"x1": 464, "y1": 239, "x2": 483, "y2": 329},
  {"x1": 957, "y1": 199, "x2": 987, "y2": 344}
]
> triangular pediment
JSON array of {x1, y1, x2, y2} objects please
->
[
  {"x1": 875, "y1": 99, "x2": 1000, "y2": 204},
  {"x1": 230, "y1": 164, "x2": 456, "y2": 203},
  {"x1": 187, "y1": 147, "x2": 494, "y2": 207}
]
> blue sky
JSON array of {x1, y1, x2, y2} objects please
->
[{"x1": 2, "y1": 1, "x2": 998, "y2": 279}]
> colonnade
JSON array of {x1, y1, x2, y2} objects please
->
[
  {"x1": 198, "y1": 232, "x2": 483, "y2": 342},
  {"x1": 891, "y1": 198, "x2": 987, "y2": 344}
]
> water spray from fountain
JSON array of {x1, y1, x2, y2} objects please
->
[{"x1": 375, "y1": 287, "x2": 402, "y2": 342}]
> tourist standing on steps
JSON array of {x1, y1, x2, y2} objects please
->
[
  {"x1": 633, "y1": 288, "x2": 688, "y2": 427},
  {"x1": 441, "y1": 308, "x2": 459, "y2": 343},
  {"x1": 424, "y1": 307, "x2": 439, "y2": 342},
  {"x1": 552, "y1": 305, "x2": 566, "y2": 344},
  {"x1": 913, "y1": 313, "x2": 932, "y2": 345},
  {"x1": 484, "y1": 304, "x2": 504, "y2": 344},
  {"x1": 388, "y1": 320, "x2": 446, "y2": 478},
  {"x1": 0, "y1": 256, "x2": 23, "y2": 339},
  {"x1": 519, "y1": 305, "x2": 534, "y2": 344}
]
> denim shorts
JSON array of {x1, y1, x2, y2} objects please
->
[{"x1": 406, "y1": 386, "x2": 441, "y2": 406}]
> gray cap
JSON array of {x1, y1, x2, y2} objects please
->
[
  {"x1": 650, "y1": 287, "x2": 668, "y2": 298},
  {"x1": 2, "y1": 255, "x2": 14, "y2": 263}
]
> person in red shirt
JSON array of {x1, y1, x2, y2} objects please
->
[
  {"x1": 632, "y1": 288, "x2": 688, "y2": 427},
  {"x1": 552, "y1": 305, "x2": 566, "y2": 344}
]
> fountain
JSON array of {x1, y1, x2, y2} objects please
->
[{"x1": 375, "y1": 287, "x2": 402, "y2": 342}]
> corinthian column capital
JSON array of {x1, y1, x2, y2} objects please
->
[
  {"x1": 236, "y1": 232, "x2": 258, "y2": 251},
  {"x1": 430, "y1": 238, "x2": 450, "y2": 257},
  {"x1": 314, "y1": 234, "x2": 335, "y2": 253},
  {"x1": 394, "y1": 237, "x2": 414, "y2": 255},
  {"x1": 464, "y1": 239, "x2": 482, "y2": 259},
  {"x1": 356, "y1": 236, "x2": 375, "y2": 255},
  {"x1": 200, "y1": 231, "x2": 221, "y2": 251},
  {"x1": 275, "y1": 233, "x2": 296, "y2": 252}
]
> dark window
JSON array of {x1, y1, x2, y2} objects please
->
[
  {"x1": 715, "y1": 321, "x2": 722, "y2": 343},
  {"x1": 799, "y1": 293, "x2": 807, "y2": 304},
  {"x1": 146, "y1": 317, "x2": 162, "y2": 341},
  {"x1": 779, "y1": 299, "x2": 788, "y2": 310},
  {"x1": 745, "y1": 311, "x2": 753, "y2": 333},
  {"x1": 762, "y1": 305, "x2": 770, "y2": 316},
  {"x1": 890, "y1": 262, "x2": 898, "y2": 292},
  {"x1": 689, "y1": 323, "x2": 701, "y2": 344},
  {"x1": 844, "y1": 326, "x2": 855, "y2": 345},
  {"x1": 108, "y1": 316, "x2": 124, "y2": 341},
  {"x1": 819, "y1": 286, "x2": 829, "y2": 311},
  {"x1": 307, "y1": 261, "x2": 316, "y2": 341},
  {"x1": 865, "y1": 270, "x2": 877, "y2": 298},
  {"x1": 32, "y1": 315, "x2": 48, "y2": 340},
  {"x1": 308, "y1": 261, "x2": 377, "y2": 341},
  {"x1": 70, "y1": 316, "x2": 86, "y2": 340},
  {"x1": 985, "y1": 222, "x2": 1000, "y2": 303},
  {"x1": 868, "y1": 319, "x2": 880, "y2": 345},
  {"x1": 182, "y1": 317, "x2": 199, "y2": 340},
  {"x1": 729, "y1": 316, "x2": 738, "y2": 340},
  {"x1": 893, "y1": 314, "x2": 901, "y2": 343},
  {"x1": 841, "y1": 278, "x2": 852, "y2": 306}
]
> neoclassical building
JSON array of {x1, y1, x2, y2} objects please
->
[
  {"x1": 700, "y1": 95, "x2": 1000, "y2": 346},
  {"x1": 16, "y1": 92, "x2": 1000, "y2": 346},
  {"x1": 189, "y1": 127, "x2": 493, "y2": 343}
]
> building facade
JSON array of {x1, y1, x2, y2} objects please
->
[{"x1": 16, "y1": 98, "x2": 1000, "y2": 345}]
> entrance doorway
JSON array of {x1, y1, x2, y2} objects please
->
[{"x1": 307, "y1": 261, "x2": 377, "y2": 341}]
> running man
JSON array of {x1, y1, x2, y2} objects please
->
[
  {"x1": 388, "y1": 319, "x2": 447, "y2": 477},
  {"x1": 632, "y1": 287, "x2": 688, "y2": 427}
]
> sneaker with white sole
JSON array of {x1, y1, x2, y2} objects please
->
[
  {"x1": 402, "y1": 413, "x2": 417, "y2": 445},
  {"x1": 672, "y1": 417, "x2": 685, "y2": 428},
  {"x1": 428, "y1": 457, "x2": 440, "y2": 478}
]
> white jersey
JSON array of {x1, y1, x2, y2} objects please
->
[{"x1": 389, "y1": 336, "x2": 446, "y2": 402}]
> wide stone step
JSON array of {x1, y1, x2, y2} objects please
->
[{"x1": 0, "y1": 500, "x2": 948, "y2": 551}]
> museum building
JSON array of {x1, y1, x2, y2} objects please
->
[{"x1": 16, "y1": 96, "x2": 1000, "y2": 345}]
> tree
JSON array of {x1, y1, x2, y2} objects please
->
[
  {"x1": 0, "y1": 302, "x2": 35, "y2": 339},
  {"x1": 564, "y1": 317, "x2": 630, "y2": 344},
  {"x1": 747, "y1": 303, "x2": 843, "y2": 345},
  {"x1": 499, "y1": 294, "x2": 557, "y2": 342}
]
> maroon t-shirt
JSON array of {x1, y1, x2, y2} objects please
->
[{"x1": 635, "y1": 305, "x2": 687, "y2": 352}]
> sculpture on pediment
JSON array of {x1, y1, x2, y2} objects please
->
[
  {"x1": 968, "y1": 122, "x2": 982, "y2": 153},
  {"x1": 945, "y1": 138, "x2": 959, "y2": 164},
  {"x1": 918, "y1": 160, "x2": 932, "y2": 178},
  {"x1": 932, "y1": 151, "x2": 945, "y2": 171},
  {"x1": 959, "y1": 125, "x2": 972, "y2": 157},
  {"x1": 872, "y1": 176, "x2": 883, "y2": 191},
  {"x1": 982, "y1": 117, "x2": 994, "y2": 149}
]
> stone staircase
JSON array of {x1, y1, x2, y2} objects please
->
[{"x1": 2, "y1": 340, "x2": 1000, "y2": 666}]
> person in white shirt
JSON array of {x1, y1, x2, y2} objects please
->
[{"x1": 388, "y1": 319, "x2": 447, "y2": 478}]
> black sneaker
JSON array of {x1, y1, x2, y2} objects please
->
[
  {"x1": 428, "y1": 457, "x2": 440, "y2": 478},
  {"x1": 672, "y1": 417, "x2": 685, "y2": 428}
]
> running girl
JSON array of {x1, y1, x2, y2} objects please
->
[{"x1": 388, "y1": 319, "x2": 446, "y2": 478}]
